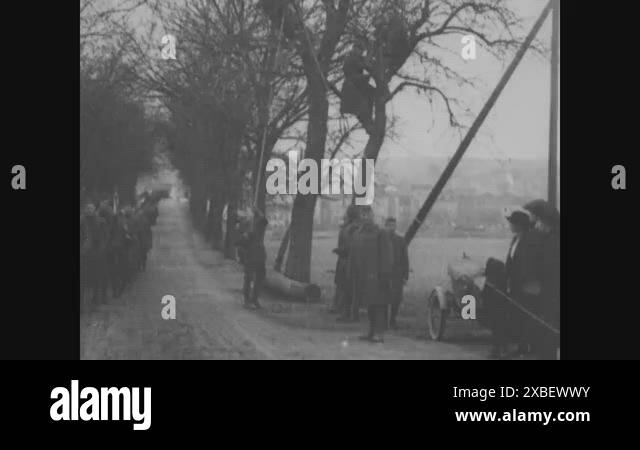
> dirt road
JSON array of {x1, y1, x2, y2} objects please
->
[{"x1": 81, "y1": 199, "x2": 489, "y2": 360}]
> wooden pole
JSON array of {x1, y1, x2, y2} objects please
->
[
  {"x1": 404, "y1": 0, "x2": 554, "y2": 245},
  {"x1": 548, "y1": 0, "x2": 559, "y2": 209}
]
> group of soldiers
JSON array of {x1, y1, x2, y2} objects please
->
[
  {"x1": 234, "y1": 203, "x2": 409, "y2": 342},
  {"x1": 222, "y1": 195, "x2": 560, "y2": 357},
  {"x1": 327, "y1": 199, "x2": 559, "y2": 354},
  {"x1": 330, "y1": 205, "x2": 410, "y2": 343},
  {"x1": 80, "y1": 191, "x2": 162, "y2": 306}
]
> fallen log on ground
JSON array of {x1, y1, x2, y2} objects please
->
[{"x1": 263, "y1": 268, "x2": 322, "y2": 303}]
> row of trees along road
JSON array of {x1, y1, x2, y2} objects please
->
[
  {"x1": 88, "y1": 0, "x2": 543, "y2": 283},
  {"x1": 80, "y1": 0, "x2": 157, "y2": 206}
]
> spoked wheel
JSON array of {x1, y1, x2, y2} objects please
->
[{"x1": 427, "y1": 289, "x2": 448, "y2": 341}]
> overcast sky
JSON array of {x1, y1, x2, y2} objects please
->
[
  {"x1": 382, "y1": 0, "x2": 556, "y2": 162},
  {"x1": 122, "y1": 0, "x2": 558, "y2": 163}
]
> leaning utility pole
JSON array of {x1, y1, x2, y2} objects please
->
[
  {"x1": 548, "y1": 0, "x2": 559, "y2": 209},
  {"x1": 404, "y1": 0, "x2": 554, "y2": 245}
]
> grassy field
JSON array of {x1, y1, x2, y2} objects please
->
[{"x1": 264, "y1": 231, "x2": 511, "y2": 338}]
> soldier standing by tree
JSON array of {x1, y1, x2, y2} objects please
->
[
  {"x1": 121, "y1": 206, "x2": 139, "y2": 289},
  {"x1": 332, "y1": 204, "x2": 360, "y2": 317},
  {"x1": 348, "y1": 206, "x2": 393, "y2": 343},
  {"x1": 98, "y1": 199, "x2": 119, "y2": 299},
  {"x1": 109, "y1": 208, "x2": 131, "y2": 298},
  {"x1": 236, "y1": 208, "x2": 269, "y2": 310},
  {"x1": 384, "y1": 217, "x2": 409, "y2": 330}
]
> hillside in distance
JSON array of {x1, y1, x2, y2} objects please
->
[{"x1": 377, "y1": 155, "x2": 548, "y2": 199}]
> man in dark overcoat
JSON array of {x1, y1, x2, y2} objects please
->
[
  {"x1": 504, "y1": 210, "x2": 541, "y2": 357},
  {"x1": 524, "y1": 201, "x2": 560, "y2": 359},
  {"x1": 333, "y1": 205, "x2": 360, "y2": 320},
  {"x1": 384, "y1": 217, "x2": 409, "y2": 330},
  {"x1": 98, "y1": 200, "x2": 119, "y2": 299},
  {"x1": 132, "y1": 208, "x2": 152, "y2": 271},
  {"x1": 108, "y1": 209, "x2": 130, "y2": 298},
  {"x1": 348, "y1": 206, "x2": 393, "y2": 343},
  {"x1": 122, "y1": 206, "x2": 140, "y2": 285},
  {"x1": 143, "y1": 199, "x2": 159, "y2": 226},
  {"x1": 236, "y1": 208, "x2": 269, "y2": 310}
]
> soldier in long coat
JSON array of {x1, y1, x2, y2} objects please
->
[
  {"x1": 143, "y1": 200, "x2": 159, "y2": 226},
  {"x1": 348, "y1": 206, "x2": 393, "y2": 343},
  {"x1": 384, "y1": 217, "x2": 409, "y2": 329},
  {"x1": 80, "y1": 203, "x2": 109, "y2": 305},
  {"x1": 98, "y1": 200, "x2": 118, "y2": 299},
  {"x1": 133, "y1": 208, "x2": 152, "y2": 271},
  {"x1": 333, "y1": 205, "x2": 360, "y2": 319},
  {"x1": 109, "y1": 210, "x2": 130, "y2": 298},
  {"x1": 122, "y1": 206, "x2": 140, "y2": 286},
  {"x1": 236, "y1": 209, "x2": 268, "y2": 309}
]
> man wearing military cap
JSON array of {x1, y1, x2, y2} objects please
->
[{"x1": 348, "y1": 205, "x2": 394, "y2": 343}]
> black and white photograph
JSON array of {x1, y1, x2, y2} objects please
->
[{"x1": 79, "y1": 0, "x2": 560, "y2": 360}]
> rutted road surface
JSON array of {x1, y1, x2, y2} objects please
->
[{"x1": 81, "y1": 199, "x2": 488, "y2": 360}]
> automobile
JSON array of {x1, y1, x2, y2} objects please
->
[
  {"x1": 426, "y1": 253, "x2": 559, "y2": 359},
  {"x1": 426, "y1": 254, "x2": 487, "y2": 341}
]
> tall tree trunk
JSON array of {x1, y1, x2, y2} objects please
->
[
  {"x1": 284, "y1": 82, "x2": 327, "y2": 282},
  {"x1": 284, "y1": 194, "x2": 319, "y2": 282},
  {"x1": 351, "y1": 83, "x2": 388, "y2": 206},
  {"x1": 262, "y1": 0, "x2": 350, "y2": 282},
  {"x1": 283, "y1": 72, "x2": 386, "y2": 283}
]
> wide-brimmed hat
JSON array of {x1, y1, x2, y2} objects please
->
[
  {"x1": 506, "y1": 210, "x2": 530, "y2": 229},
  {"x1": 523, "y1": 199, "x2": 560, "y2": 228}
]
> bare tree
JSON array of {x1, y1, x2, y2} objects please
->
[
  {"x1": 134, "y1": 0, "x2": 309, "y2": 255},
  {"x1": 80, "y1": 0, "x2": 154, "y2": 205},
  {"x1": 279, "y1": 0, "x2": 537, "y2": 282},
  {"x1": 260, "y1": 0, "x2": 351, "y2": 282}
]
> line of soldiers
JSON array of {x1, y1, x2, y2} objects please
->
[
  {"x1": 80, "y1": 192, "x2": 161, "y2": 306},
  {"x1": 331, "y1": 205, "x2": 410, "y2": 343}
]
